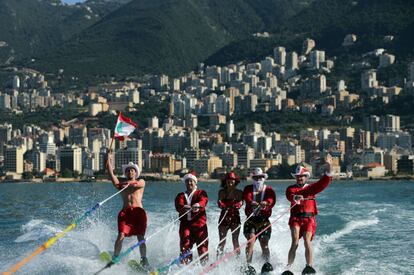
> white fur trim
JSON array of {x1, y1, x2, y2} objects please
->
[{"x1": 182, "y1": 173, "x2": 198, "y2": 184}]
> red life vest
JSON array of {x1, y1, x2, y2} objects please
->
[{"x1": 286, "y1": 174, "x2": 332, "y2": 217}]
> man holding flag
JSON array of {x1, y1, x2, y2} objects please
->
[{"x1": 105, "y1": 112, "x2": 150, "y2": 268}]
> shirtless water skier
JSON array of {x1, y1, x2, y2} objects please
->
[{"x1": 106, "y1": 152, "x2": 149, "y2": 268}]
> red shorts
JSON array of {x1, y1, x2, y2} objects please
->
[
  {"x1": 289, "y1": 216, "x2": 316, "y2": 241},
  {"x1": 118, "y1": 207, "x2": 147, "y2": 237}
]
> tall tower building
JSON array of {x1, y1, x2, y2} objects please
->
[
  {"x1": 286, "y1": 51, "x2": 298, "y2": 70},
  {"x1": 273, "y1": 46, "x2": 286, "y2": 66},
  {"x1": 310, "y1": 50, "x2": 325, "y2": 69},
  {"x1": 364, "y1": 115, "x2": 380, "y2": 132},
  {"x1": 224, "y1": 87, "x2": 240, "y2": 114},
  {"x1": 4, "y1": 146, "x2": 24, "y2": 173},
  {"x1": 148, "y1": 116, "x2": 159, "y2": 129},
  {"x1": 382, "y1": 115, "x2": 400, "y2": 132},
  {"x1": 13, "y1": 76, "x2": 20, "y2": 90},
  {"x1": 227, "y1": 120, "x2": 235, "y2": 139},
  {"x1": 58, "y1": 145, "x2": 82, "y2": 174},
  {"x1": 361, "y1": 70, "x2": 378, "y2": 90}
]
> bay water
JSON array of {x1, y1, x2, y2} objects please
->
[{"x1": 0, "y1": 180, "x2": 413, "y2": 274}]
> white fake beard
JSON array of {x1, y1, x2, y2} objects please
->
[{"x1": 253, "y1": 179, "x2": 265, "y2": 191}]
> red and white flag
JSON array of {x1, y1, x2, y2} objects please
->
[{"x1": 114, "y1": 112, "x2": 137, "y2": 141}]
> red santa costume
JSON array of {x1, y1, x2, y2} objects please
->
[
  {"x1": 286, "y1": 165, "x2": 333, "y2": 240},
  {"x1": 243, "y1": 168, "x2": 276, "y2": 240},
  {"x1": 175, "y1": 173, "x2": 209, "y2": 263}
]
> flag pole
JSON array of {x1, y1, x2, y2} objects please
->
[
  {"x1": 108, "y1": 137, "x2": 115, "y2": 153},
  {"x1": 108, "y1": 112, "x2": 118, "y2": 153}
]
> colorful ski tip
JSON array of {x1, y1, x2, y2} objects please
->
[{"x1": 99, "y1": 251, "x2": 112, "y2": 263}]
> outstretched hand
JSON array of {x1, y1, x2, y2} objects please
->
[{"x1": 323, "y1": 153, "x2": 333, "y2": 174}]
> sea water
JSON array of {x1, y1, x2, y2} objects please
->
[{"x1": 0, "y1": 180, "x2": 413, "y2": 275}]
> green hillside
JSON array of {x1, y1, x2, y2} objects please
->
[
  {"x1": 206, "y1": 0, "x2": 414, "y2": 66},
  {"x1": 2, "y1": 0, "x2": 413, "y2": 79},
  {"x1": 32, "y1": 0, "x2": 266, "y2": 76},
  {"x1": 0, "y1": 0, "x2": 126, "y2": 64}
]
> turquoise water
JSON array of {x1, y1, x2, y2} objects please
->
[{"x1": 0, "y1": 180, "x2": 413, "y2": 274}]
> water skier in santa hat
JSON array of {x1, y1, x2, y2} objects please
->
[
  {"x1": 175, "y1": 172, "x2": 209, "y2": 265},
  {"x1": 284, "y1": 154, "x2": 333, "y2": 275}
]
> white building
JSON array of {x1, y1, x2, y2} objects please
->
[
  {"x1": 361, "y1": 70, "x2": 378, "y2": 90},
  {"x1": 379, "y1": 53, "x2": 395, "y2": 68},
  {"x1": 148, "y1": 116, "x2": 159, "y2": 129},
  {"x1": 13, "y1": 76, "x2": 20, "y2": 90},
  {"x1": 128, "y1": 90, "x2": 140, "y2": 104},
  {"x1": 0, "y1": 93, "x2": 11, "y2": 110},
  {"x1": 310, "y1": 50, "x2": 325, "y2": 69},
  {"x1": 286, "y1": 51, "x2": 299, "y2": 70},
  {"x1": 273, "y1": 47, "x2": 286, "y2": 66},
  {"x1": 227, "y1": 120, "x2": 235, "y2": 138}
]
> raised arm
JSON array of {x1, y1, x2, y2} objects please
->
[
  {"x1": 288, "y1": 154, "x2": 333, "y2": 199},
  {"x1": 106, "y1": 153, "x2": 120, "y2": 188}
]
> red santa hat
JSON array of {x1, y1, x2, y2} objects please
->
[
  {"x1": 182, "y1": 171, "x2": 197, "y2": 184},
  {"x1": 291, "y1": 165, "x2": 311, "y2": 178}
]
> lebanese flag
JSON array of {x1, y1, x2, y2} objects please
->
[{"x1": 114, "y1": 112, "x2": 137, "y2": 141}]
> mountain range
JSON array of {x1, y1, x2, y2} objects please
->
[{"x1": 0, "y1": 0, "x2": 413, "y2": 78}]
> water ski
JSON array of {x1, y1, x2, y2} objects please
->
[
  {"x1": 99, "y1": 251, "x2": 112, "y2": 263},
  {"x1": 302, "y1": 265, "x2": 316, "y2": 274},
  {"x1": 281, "y1": 271, "x2": 294, "y2": 275},
  {"x1": 128, "y1": 258, "x2": 152, "y2": 273},
  {"x1": 261, "y1": 262, "x2": 274, "y2": 274},
  {"x1": 243, "y1": 265, "x2": 257, "y2": 275}
]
